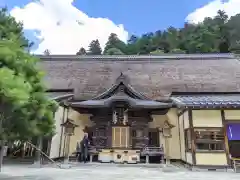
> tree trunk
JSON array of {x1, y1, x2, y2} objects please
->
[{"x1": 34, "y1": 137, "x2": 42, "y2": 167}]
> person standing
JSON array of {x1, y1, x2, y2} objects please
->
[{"x1": 81, "y1": 133, "x2": 89, "y2": 163}]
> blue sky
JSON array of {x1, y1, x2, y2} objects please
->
[
  {"x1": 3, "y1": 0, "x2": 239, "y2": 54},
  {"x1": 72, "y1": 0, "x2": 214, "y2": 34},
  {"x1": 5, "y1": 0, "x2": 213, "y2": 34}
]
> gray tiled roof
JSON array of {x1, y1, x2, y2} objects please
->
[
  {"x1": 171, "y1": 95, "x2": 240, "y2": 108},
  {"x1": 70, "y1": 95, "x2": 171, "y2": 109},
  {"x1": 38, "y1": 54, "x2": 240, "y2": 100},
  {"x1": 46, "y1": 92, "x2": 73, "y2": 101},
  {"x1": 38, "y1": 54, "x2": 235, "y2": 60}
]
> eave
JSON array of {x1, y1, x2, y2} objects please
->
[
  {"x1": 69, "y1": 95, "x2": 172, "y2": 109},
  {"x1": 171, "y1": 94, "x2": 240, "y2": 109},
  {"x1": 45, "y1": 89, "x2": 74, "y2": 102}
]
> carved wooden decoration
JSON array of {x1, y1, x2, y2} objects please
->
[
  {"x1": 123, "y1": 109, "x2": 128, "y2": 125},
  {"x1": 112, "y1": 110, "x2": 117, "y2": 124}
]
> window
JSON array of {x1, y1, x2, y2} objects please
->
[
  {"x1": 194, "y1": 128, "x2": 224, "y2": 151},
  {"x1": 184, "y1": 129, "x2": 192, "y2": 151}
]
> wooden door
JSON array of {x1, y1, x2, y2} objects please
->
[{"x1": 112, "y1": 126, "x2": 130, "y2": 148}]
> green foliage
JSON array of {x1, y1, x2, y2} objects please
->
[
  {"x1": 0, "y1": 39, "x2": 57, "y2": 140},
  {"x1": 105, "y1": 47, "x2": 124, "y2": 55},
  {"x1": 0, "y1": 7, "x2": 31, "y2": 49},
  {"x1": 103, "y1": 33, "x2": 127, "y2": 54},
  {"x1": 82, "y1": 10, "x2": 240, "y2": 55},
  {"x1": 0, "y1": 8, "x2": 57, "y2": 141},
  {"x1": 150, "y1": 49, "x2": 165, "y2": 55},
  {"x1": 170, "y1": 49, "x2": 186, "y2": 54},
  {"x1": 76, "y1": 47, "x2": 87, "y2": 55},
  {"x1": 88, "y1": 39, "x2": 102, "y2": 55}
]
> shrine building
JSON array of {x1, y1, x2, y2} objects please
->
[{"x1": 39, "y1": 54, "x2": 240, "y2": 169}]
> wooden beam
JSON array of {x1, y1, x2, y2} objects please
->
[
  {"x1": 221, "y1": 110, "x2": 231, "y2": 166},
  {"x1": 188, "y1": 109, "x2": 196, "y2": 165},
  {"x1": 62, "y1": 108, "x2": 70, "y2": 156},
  {"x1": 177, "y1": 114, "x2": 182, "y2": 160},
  {"x1": 183, "y1": 112, "x2": 187, "y2": 162},
  {"x1": 58, "y1": 107, "x2": 66, "y2": 157},
  {"x1": 189, "y1": 107, "x2": 240, "y2": 110},
  {"x1": 178, "y1": 109, "x2": 187, "y2": 117}
]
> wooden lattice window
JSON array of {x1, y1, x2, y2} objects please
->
[
  {"x1": 194, "y1": 128, "x2": 224, "y2": 151},
  {"x1": 112, "y1": 126, "x2": 130, "y2": 148}
]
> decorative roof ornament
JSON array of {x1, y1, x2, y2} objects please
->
[{"x1": 115, "y1": 72, "x2": 130, "y2": 85}]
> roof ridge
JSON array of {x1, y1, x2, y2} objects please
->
[{"x1": 37, "y1": 53, "x2": 236, "y2": 61}]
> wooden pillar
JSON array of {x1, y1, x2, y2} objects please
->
[
  {"x1": 221, "y1": 110, "x2": 231, "y2": 166},
  {"x1": 59, "y1": 106, "x2": 66, "y2": 157},
  {"x1": 165, "y1": 137, "x2": 170, "y2": 165},
  {"x1": 188, "y1": 109, "x2": 196, "y2": 165},
  {"x1": 145, "y1": 155, "x2": 149, "y2": 164},
  {"x1": 90, "y1": 154, "x2": 93, "y2": 163},
  {"x1": 107, "y1": 124, "x2": 112, "y2": 148},
  {"x1": 144, "y1": 125, "x2": 149, "y2": 146},
  {"x1": 129, "y1": 126, "x2": 132, "y2": 148}
]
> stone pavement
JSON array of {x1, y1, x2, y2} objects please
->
[{"x1": 0, "y1": 164, "x2": 240, "y2": 180}]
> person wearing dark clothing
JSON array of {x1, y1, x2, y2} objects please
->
[{"x1": 81, "y1": 133, "x2": 89, "y2": 163}]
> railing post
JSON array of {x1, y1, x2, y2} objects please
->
[
  {"x1": 233, "y1": 159, "x2": 236, "y2": 172},
  {"x1": 145, "y1": 154, "x2": 149, "y2": 164},
  {"x1": 161, "y1": 145, "x2": 165, "y2": 164}
]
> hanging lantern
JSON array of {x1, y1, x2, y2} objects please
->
[
  {"x1": 61, "y1": 119, "x2": 78, "y2": 136},
  {"x1": 162, "y1": 121, "x2": 174, "y2": 138}
]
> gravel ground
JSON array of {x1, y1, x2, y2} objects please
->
[{"x1": 0, "y1": 163, "x2": 239, "y2": 180}]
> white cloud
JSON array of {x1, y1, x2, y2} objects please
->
[
  {"x1": 10, "y1": 0, "x2": 128, "y2": 54},
  {"x1": 186, "y1": 0, "x2": 240, "y2": 24}
]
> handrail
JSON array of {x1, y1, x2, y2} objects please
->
[
  {"x1": 231, "y1": 157, "x2": 240, "y2": 172},
  {"x1": 141, "y1": 146, "x2": 164, "y2": 155},
  {"x1": 26, "y1": 141, "x2": 61, "y2": 168},
  {"x1": 143, "y1": 146, "x2": 164, "y2": 151}
]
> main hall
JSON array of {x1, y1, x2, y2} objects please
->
[{"x1": 40, "y1": 54, "x2": 240, "y2": 169}]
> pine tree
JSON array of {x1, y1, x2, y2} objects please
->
[
  {"x1": 103, "y1": 33, "x2": 126, "y2": 54},
  {"x1": 0, "y1": 7, "x2": 57, "y2": 171},
  {"x1": 76, "y1": 47, "x2": 87, "y2": 55},
  {"x1": 88, "y1": 39, "x2": 102, "y2": 55}
]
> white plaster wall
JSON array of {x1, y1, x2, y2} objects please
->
[
  {"x1": 179, "y1": 114, "x2": 186, "y2": 161},
  {"x1": 192, "y1": 110, "x2": 222, "y2": 127},
  {"x1": 49, "y1": 106, "x2": 65, "y2": 159}
]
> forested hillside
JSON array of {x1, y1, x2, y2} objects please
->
[{"x1": 75, "y1": 10, "x2": 240, "y2": 55}]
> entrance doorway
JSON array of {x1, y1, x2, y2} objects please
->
[
  {"x1": 112, "y1": 126, "x2": 130, "y2": 148},
  {"x1": 148, "y1": 129, "x2": 161, "y2": 164},
  {"x1": 148, "y1": 129, "x2": 160, "y2": 147},
  {"x1": 229, "y1": 141, "x2": 240, "y2": 158}
]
